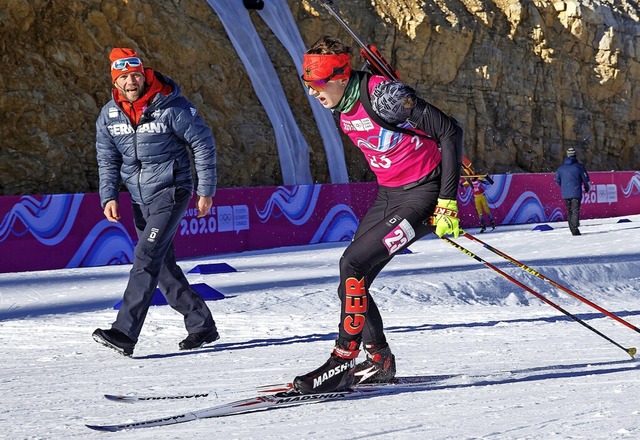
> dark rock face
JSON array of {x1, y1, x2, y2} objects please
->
[{"x1": 1, "y1": 0, "x2": 638, "y2": 195}]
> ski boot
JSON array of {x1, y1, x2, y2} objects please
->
[
  {"x1": 351, "y1": 344, "x2": 396, "y2": 386},
  {"x1": 292, "y1": 341, "x2": 359, "y2": 394}
]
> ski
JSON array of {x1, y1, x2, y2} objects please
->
[
  {"x1": 104, "y1": 376, "x2": 452, "y2": 405},
  {"x1": 104, "y1": 385, "x2": 288, "y2": 403},
  {"x1": 104, "y1": 383, "x2": 296, "y2": 404},
  {"x1": 104, "y1": 392, "x2": 211, "y2": 403},
  {"x1": 256, "y1": 375, "x2": 457, "y2": 393},
  {"x1": 87, "y1": 376, "x2": 450, "y2": 432}
]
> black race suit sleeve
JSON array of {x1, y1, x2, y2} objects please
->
[{"x1": 408, "y1": 99, "x2": 463, "y2": 201}]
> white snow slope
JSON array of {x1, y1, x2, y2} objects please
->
[{"x1": 1, "y1": 217, "x2": 640, "y2": 439}]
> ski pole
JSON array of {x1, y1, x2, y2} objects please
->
[
  {"x1": 463, "y1": 232, "x2": 640, "y2": 335},
  {"x1": 440, "y1": 235, "x2": 637, "y2": 358}
]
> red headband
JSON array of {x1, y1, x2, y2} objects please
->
[{"x1": 302, "y1": 53, "x2": 351, "y2": 81}]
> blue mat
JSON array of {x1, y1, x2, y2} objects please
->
[
  {"x1": 113, "y1": 283, "x2": 225, "y2": 309},
  {"x1": 188, "y1": 263, "x2": 237, "y2": 274},
  {"x1": 532, "y1": 224, "x2": 554, "y2": 231}
]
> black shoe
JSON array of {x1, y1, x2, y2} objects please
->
[
  {"x1": 572, "y1": 229, "x2": 581, "y2": 236},
  {"x1": 480, "y1": 225, "x2": 486, "y2": 233},
  {"x1": 93, "y1": 328, "x2": 135, "y2": 357},
  {"x1": 351, "y1": 345, "x2": 396, "y2": 386},
  {"x1": 179, "y1": 328, "x2": 219, "y2": 350},
  {"x1": 293, "y1": 354, "x2": 357, "y2": 394}
]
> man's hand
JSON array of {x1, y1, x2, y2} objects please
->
[
  {"x1": 196, "y1": 196, "x2": 213, "y2": 218},
  {"x1": 431, "y1": 198, "x2": 461, "y2": 238},
  {"x1": 103, "y1": 200, "x2": 121, "y2": 222}
]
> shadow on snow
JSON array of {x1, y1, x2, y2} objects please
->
[{"x1": 133, "y1": 310, "x2": 640, "y2": 360}]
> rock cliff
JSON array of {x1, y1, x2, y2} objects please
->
[{"x1": 1, "y1": 0, "x2": 638, "y2": 195}]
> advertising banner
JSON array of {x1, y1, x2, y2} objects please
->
[{"x1": 1, "y1": 172, "x2": 639, "y2": 273}]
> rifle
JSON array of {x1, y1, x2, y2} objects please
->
[
  {"x1": 459, "y1": 173, "x2": 489, "y2": 180},
  {"x1": 317, "y1": 0, "x2": 493, "y2": 185},
  {"x1": 462, "y1": 157, "x2": 493, "y2": 184}
]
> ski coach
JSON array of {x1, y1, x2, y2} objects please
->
[{"x1": 93, "y1": 48, "x2": 219, "y2": 357}]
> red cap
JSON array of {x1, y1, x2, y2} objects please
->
[{"x1": 109, "y1": 48, "x2": 145, "y2": 82}]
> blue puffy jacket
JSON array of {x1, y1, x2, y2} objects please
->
[
  {"x1": 96, "y1": 71, "x2": 216, "y2": 207},
  {"x1": 554, "y1": 157, "x2": 590, "y2": 199}
]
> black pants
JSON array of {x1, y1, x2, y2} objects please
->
[
  {"x1": 564, "y1": 198, "x2": 581, "y2": 235},
  {"x1": 112, "y1": 187, "x2": 216, "y2": 342},
  {"x1": 336, "y1": 175, "x2": 439, "y2": 351}
]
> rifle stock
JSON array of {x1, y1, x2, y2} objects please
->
[{"x1": 360, "y1": 44, "x2": 401, "y2": 80}]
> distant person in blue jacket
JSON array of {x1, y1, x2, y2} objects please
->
[
  {"x1": 93, "y1": 48, "x2": 219, "y2": 356},
  {"x1": 555, "y1": 147, "x2": 590, "y2": 236}
]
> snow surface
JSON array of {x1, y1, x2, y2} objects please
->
[{"x1": 2, "y1": 217, "x2": 640, "y2": 439}]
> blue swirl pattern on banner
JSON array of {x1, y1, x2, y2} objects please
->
[
  {"x1": 484, "y1": 174, "x2": 510, "y2": 207},
  {"x1": 0, "y1": 194, "x2": 83, "y2": 245},
  {"x1": 622, "y1": 172, "x2": 640, "y2": 197},
  {"x1": 257, "y1": 185, "x2": 321, "y2": 225},
  {"x1": 310, "y1": 204, "x2": 359, "y2": 243},
  {"x1": 503, "y1": 192, "x2": 563, "y2": 224},
  {"x1": 66, "y1": 219, "x2": 134, "y2": 268}
]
